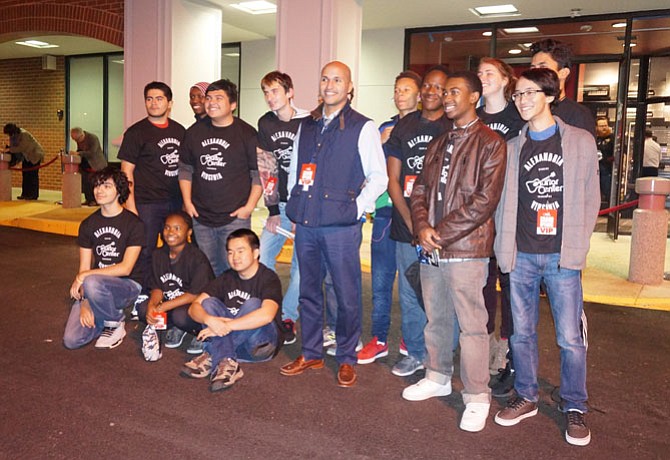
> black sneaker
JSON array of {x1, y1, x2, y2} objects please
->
[
  {"x1": 565, "y1": 410, "x2": 591, "y2": 446},
  {"x1": 282, "y1": 319, "x2": 296, "y2": 345},
  {"x1": 491, "y1": 364, "x2": 515, "y2": 398}
]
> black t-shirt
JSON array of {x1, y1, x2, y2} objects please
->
[
  {"x1": 597, "y1": 134, "x2": 614, "y2": 173},
  {"x1": 77, "y1": 208, "x2": 146, "y2": 284},
  {"x1": 552, "y1": 98, "x2": 595, "y2": 138},
  {"x1": 180, "y1": 118, "x2": 259, "y2": 227},
  {"x1": 149, "y1": 243, "x2": 214, "y2": 300},
  {"x1": 385, "y1": 111, "x2": 451, "y2": 242},
  {"x1": 477, "y1": 103, "x2": 525, "y2": 141},
  {"x1": 204, "y1": 264, "x2": 283, "y2": 346},
  {"x1": 117, "y1": 118, "x2": 186, "y2": 203},
  {"x1": 516, "y1": 126, "x2": 564, "y2": 254},
  {"x1": 257, "y1": 111, "x2": 303, "y2": 205}
]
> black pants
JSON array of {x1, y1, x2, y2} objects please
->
[
  {"x1": 21, "y1": 159, "x2": 40, "y2": 199},
  {"x1": 81, "y1": 169, "x2": 95, "y2": 203}
]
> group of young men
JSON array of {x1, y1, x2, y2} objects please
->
[{"x1": 62, "y1": 38, "x2": 600, "y2": 447}]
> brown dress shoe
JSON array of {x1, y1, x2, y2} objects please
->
[
  {"x1": 337, "y1": 364, "x2": 357, "y2": 387},
  {"x1": 280, "y1": 355, "x2": 324, "y2": 376}
]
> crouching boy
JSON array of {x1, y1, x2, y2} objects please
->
[
  {"x1": 181, "y1": 229, "x2": 283, "y2": 392},
  {"x1": 63, "y1": 167, "x2": 145, "y2": 350}
]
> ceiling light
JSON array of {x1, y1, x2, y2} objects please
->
[
  {"x1": 508, "y1": 49, "x2": 522, "y2": 55},
  {"x1": 230, "y1": 1, "x2": 276, "y2": 15},
  {"x1": 612, "y1": 22, "x2": 627, "y2": 28},
  {"x1": 224, "y1": 52, "x2": 240, "y2": 57},
  {"x1": 482, "y1": 31, "x2": 493, "y2": 37},
  {"x1": 502, "y1": 27, "x2": 539, "y2": 34},
  {"x1": 470, "y1": 4, "x2": 520, "y2": 18},
  {"x1": 15, "y1": 40, "x2": 59, "y2": 49}
]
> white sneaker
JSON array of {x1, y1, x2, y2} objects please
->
[
  {"x1": 460, "y1": 402, "x2": 490, "y2": 432},
  {"x1": 141, "y1": 325, "x2": 162, "y2": 361},
  {"x1": 326, "y1": 339, "x2": 363, "y2": 356},
  {"x1": 95, "y1": 320, "x2": 126, "y2": 349},
  {"x1": 402, "y1": 378, "x2": 452, "y2": 401}
]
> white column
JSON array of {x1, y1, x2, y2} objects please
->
[
  {"x1": 276, "y1": 0, "x2": 363, "y2": 110},
  {"x1": 124, "y1": 0, "x2": 222, "y2": 128}
]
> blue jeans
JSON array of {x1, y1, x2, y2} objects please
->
[
  {"x1": 63, "y1": 275, "x2": 141, "y2": 349},
  {"x1": 259, "y1": 203, "x2": 300, "y2": 321},
  {"x1": 193, "y1": 217, "x2": 250, "y2": 277},
  {"x1": 396, "y1": 242, "x2": 426, "y2": 360},
  {"x1": 370, "y1": 214, "x2": 396, "y2": 342},
  {"x1": 509, "y1": 252, "x2": 588, "y2": 412},
  {"x1": 201, "y1": 297, "x2": 278, "y2": 368},
  {"x1": 296, "y1": 223, "x2": 362, "y2": 365},
  {"x1": 137, "y1": 199, "x2": 182, "y2": 287}
]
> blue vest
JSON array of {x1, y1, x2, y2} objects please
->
[{"x1": 286, "y1": 103, "x2": 368, "y2": 227}]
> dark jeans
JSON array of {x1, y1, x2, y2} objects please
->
[{"x1": 21, "y1": 159, "x2": 40, "y2": 199}]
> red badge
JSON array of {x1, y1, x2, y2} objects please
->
[
  {"x1": 299, "y1": 163, "x2": 316, "y2": 190},
  {"x1": 404, "y1": 175, "x2": 417, "y2": 198},
  {"x1": 263, "y1": 176, "x2": 278, "y2": 196},
  {"x1": 536, "y1": 209, "x2": 557, "y2": 235}
]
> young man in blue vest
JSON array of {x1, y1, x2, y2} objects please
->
[{"x1": 279, "y1": 61, "x2": 388, "y2": 387}]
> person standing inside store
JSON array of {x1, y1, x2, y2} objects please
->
[
  {"x1": 595, "y1": 117, "x2": 615, "y2": 201},
  {"x1": 3, "y1": 123, "x2": 44, "y2": 200},
  {"x1": 70, "y1": 127, "x2": 107, "y2": 206},
  {"x1": 642, "y1": 129, "x2": 661, "y2": 177}
]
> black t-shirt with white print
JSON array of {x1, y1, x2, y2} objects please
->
[
  {"x1": 118, "y1": 118, "x2": 186, "y2": 204},
  {"x1": 257, "y1": 111, "x2": 303, "y2": 205},
  {"x1": 516, "y1": 125, "x2": 564, "y2": 254},
  {"x1": 77, "y1": 208, "x2": 146, "y2": 284},
  {"x1": 148, "y1": 243, "x2": 214, "y2": 300},
  {"x1": 180, "y1": 118, "x2": 259, "y2": 227},
  {"x1": 477, "y1": 103, "x2": 524, "y2": 141},
  {"x1": 385, "y1": 111, "x2": 451, "y2": 242}
]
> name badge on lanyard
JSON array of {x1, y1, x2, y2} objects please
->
[
  {"x1": 537, "y1": 209, "x2": 557, "y2": 235},
  {"x1": 299, "y1": 163, "x2": 316, "y2": 191}
]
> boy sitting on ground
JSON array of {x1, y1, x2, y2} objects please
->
[
  {"x1": 63, "y1": 167, "x2": 145, "y2": 350},
  {"x1": 181, "y1": 229, "x2": 283, "y2": 392},
  {"x1": 138, "y1": 211, "x2": 214, "y2": 361}
]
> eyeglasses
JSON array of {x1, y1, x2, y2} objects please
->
[{"x1": 511, "y1": 89, "x2": 544, "y2": 101}]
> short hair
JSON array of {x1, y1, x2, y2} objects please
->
[
  {"x1": 3, "y1": 123, "x2": 20, "y2": 136},
  {"x1": 91, "y1": 166, "x2": 131, "y2": 204},
  {"x1": 395, "y1": 70, "x2": 422, "y2": 90},
  {"x1": 226, "y1": 228, "x2": 260, "y2": 251},
  {"x1": 144, "y1": 81, "x2": 173, "y2": 101},
  {"x1": 165, "y1": 210, "x2": 193, "y2": 230},
  {"x1": 530, "y1": 39, "x2": 573, "y2": 69},
  {"x1": 448, "y1": 70, "x2": 483, "y2": 97},
  {"x1": 479, "y1": 57, "x2": 517, "y2": 100},
  {"x1": 207, "y1": 79, "x2": 238, "y2": 105},
  {"x1": 422, "y1": 65, "x2": 450, "y2": 84},
  {"x1": 519, "y1": 68, "x2": 561, "y2": 101},
  {"x1": 71, "y1": 127, "x2": 83, "y2": 136},
  {"x1": 261, "y1": 71, "x2": 294, "y2": 93},
  {"x1": 645, "y1": 129, "x2": 653, "y2": 138},
  {"x1": 596, "y1": 116, "x2": 609, "y2": 124}
]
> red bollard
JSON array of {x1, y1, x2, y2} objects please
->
[
  {"x1": 628, "y1": 177, "x2": 670, "y2": 285},
  {"x1": 62, "y1": 154, "x2": 82, "y2": 208}
]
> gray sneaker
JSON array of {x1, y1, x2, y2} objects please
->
[
  {"x1": 322, "y1": 326, "x2": 336, "y2": 347},
  {"x1": 187, "y1": 335, "x2": 205, "y2": 354},
  {"x1": 210, "y1": 358, "x2": 244, "y2": 392},
  {"x1": 565, "y1": 410, "x2": 591, "y2": 446},
  {"x1": 391, "y1": 355, "x2": 425, "y2": 377},
  {"x1": 494, "y1": 396, "x2": 538, "y2": 426},
  {"x1": 326, "y1": 339, "x2": 363, "y2": 357},
  {"x1": 165, "y1": 327, "x2": 187, "y2": 348}
]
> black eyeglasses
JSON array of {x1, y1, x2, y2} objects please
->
[{"x1": 511, "y1": 89, "x2": 544, "y2": 101}]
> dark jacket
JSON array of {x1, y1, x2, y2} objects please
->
[
  {"x1": 410, "y1": 119, "x2": 507, "y2": 259},
  {"x1": 286, "y1": 102, "x2": 369, "y2": 227}
]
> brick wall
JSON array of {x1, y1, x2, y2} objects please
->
[
  {"x1": 1, "y1": 57, "x2": 66, "y2": 190},
  {"x1": 0, "y1": 0, "x2": 124, "y2": 191}
]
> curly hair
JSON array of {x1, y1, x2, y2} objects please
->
[{"x1": 91, "y1": 166, "x2": 131, "y2": 204}]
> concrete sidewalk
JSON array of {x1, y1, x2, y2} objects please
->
[{"x1": 1, "y1": 187, "x2": 669, "y2": 311}]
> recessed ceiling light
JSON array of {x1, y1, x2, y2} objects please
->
[
  {"x1": 230, "y1": 1, "x2": 276, "y2": 15},
  {"x1": 612, "y1": 22, "x2": 627, "y2": 28},
  {"x1": 502, "y1": 27, "x2": 539, "y2": 34},
  {"x1": 508, "y1": 49, "x2": 522, "y2": 54},
  {"x1": 15, "y1": 40, "x2": 59, "y2": 49},
  {"x1": 482, "y1": 31, "x2": 493, "y2": 37},
  {"x1": 470, "y1": 4, "x2": 520, "y2": 18}
]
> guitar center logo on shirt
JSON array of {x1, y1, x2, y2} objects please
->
[
  {"x1": 157, "y1": 137, "x2": 181, "y2": 177},
  {"x1": 199, "y1": 138, "x2": 230, "y2": 181},
  {"x1": 96, "y1": 242, "x2": 120, "y2": 260},
  {"x1": 270, "y1": 131, "x2": 296, "y2": 174},
  {"x1": 160, "y1": 272, "x2": 184, "y2": 300},
  {"x1": 405, "y1": 134, "x2": 433, "y2": 173},
  {"x1": 523, "y1": 151, "x2": 564, "y2": 211}
]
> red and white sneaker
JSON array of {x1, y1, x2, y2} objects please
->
[
  {"x1": 399, "y1": 338, "x2": 408, "y2": 356},
  {"x1": 357, "y1": 337, "x2": 389, "y2": 364}
]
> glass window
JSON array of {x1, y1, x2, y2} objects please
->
[
  {"x1": 68, "y1": 56, "x2": 103, "y2": 150},
  {"x1": 106, "y1": 54, "x2": 124, "y2": 162},
  {"x1": 407, "y1": 29, "x2": 491, "y2": 75}
]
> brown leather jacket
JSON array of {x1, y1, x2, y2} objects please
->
[{"x1": 410, "y1": 119, "x2": 507, "y2": 259}]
